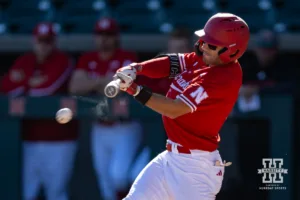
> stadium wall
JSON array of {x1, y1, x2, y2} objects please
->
[{"x1": 0, "y1": 33, "x2": 299, "y2": 52}]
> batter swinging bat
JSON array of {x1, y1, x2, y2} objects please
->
[{"x1": 104, "y1": 79, "x2": 121, "y2": 98}]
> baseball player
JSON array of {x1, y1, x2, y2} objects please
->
[
  {"x1": 113, "y1": 13, "x2": 250, "y2": 200},
  {"x1": 1, "y1": 22, "x2": 77, "y2": 200},
  {"x1": 69, "y1": 17, "x2": 143, "y2": 200}
]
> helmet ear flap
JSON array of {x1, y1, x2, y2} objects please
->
[
  {"x1": 218, "y1": 47, "x2": 230, "y2": 63},
  {"x1": 218, "y1": 46, "x2": 239, "y2": 63}
]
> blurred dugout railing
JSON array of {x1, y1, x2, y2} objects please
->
[{"x1": 0, "y1": 33, "x2": 299, "y2": 52}]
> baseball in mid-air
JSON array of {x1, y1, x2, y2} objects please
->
[{"x1": 56, "y1": 108, "x2": 73, "y2": 124}]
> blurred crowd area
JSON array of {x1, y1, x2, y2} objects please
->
[
  {"x1": 0, "y1": 1, "x2": 299, "y2": 200},
  {"x1": 0, "y1": 0, "x2": 299, "y2": 34}
]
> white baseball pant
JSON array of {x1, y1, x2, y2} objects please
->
[
  {"x1": 91, "y1": 121, "x2": 143, "y2": 200},
  {"x1": 124, "y1": 140, "x2": 225, "y2": 200},
  {"x1": 22, "y1": 141, "x2": 77, "y2": 200}
]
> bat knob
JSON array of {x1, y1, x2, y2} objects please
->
[{"x1": 104, "y1": 79, "x2": 121, "y2": 98}]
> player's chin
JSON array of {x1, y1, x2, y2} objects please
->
[{"x1": 202, "y1": 56, "x2": 210, "y2": 65}]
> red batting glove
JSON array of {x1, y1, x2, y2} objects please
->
[
  {"x1": 121, "y1": 82, "x2": 141, "y2": 96},
  {"x1": 116, "y1": 67, "x2": 142, "y2": 96}
]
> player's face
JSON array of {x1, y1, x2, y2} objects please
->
[
  {"x1": 33, "y1": 37, "x2": 55, "y2": 58},
  {"x1": 168, "y1": 38, "x2": 190, "y2": 53},
  {"x1": 201, "y1": 42, "x2": 223, "y2": 65},
  {"x1": 95, "y1": 32, "x2": 118, "y2": 52}
]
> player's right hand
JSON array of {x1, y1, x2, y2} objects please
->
[
  {"x1": 114, "y1": 71, "x2": 141, "y2": 96},
  {"x1": 121, "y1": 81, "x2": 141, "y2": 96}
]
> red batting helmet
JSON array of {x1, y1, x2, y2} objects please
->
[{"x1": 194, "y1": 13, "x2": 250, "y2": 63}]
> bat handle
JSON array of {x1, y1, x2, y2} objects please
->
[{"x1": 104, "y1": 79, "x2": 121, "y2": 98}]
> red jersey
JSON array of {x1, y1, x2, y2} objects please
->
[
  {"x1": 1, "y1": 50, "x2": 78, "y2": 141},
  {"x1": 76, "y1": 49, "x2": 137, "y2": 124},
  {"x1": 163, "y1": 53, "x2": 242, "y2": 151},
  {"x1": 76, "y1": 49, "x2": 137, "y2": 78}
]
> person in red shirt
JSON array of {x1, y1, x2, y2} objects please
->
[
  {"x1": 69, "y1": 17, "x2": 143, "y2": 200},
  {"x1": 1, "y1": 22, "x2": 77, "y2": 200},
  {"x1": 112, "y1": 13, "x2": 250, "y2": 200}
]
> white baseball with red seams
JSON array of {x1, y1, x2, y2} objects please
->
[{"x1": 56, "y1": 108, "x2": 73, "y2": 124}]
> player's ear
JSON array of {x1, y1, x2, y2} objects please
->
[{"x1": 194, "y1": 40, "x2": 203, "y2": 56}]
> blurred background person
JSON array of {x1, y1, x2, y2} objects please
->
[
  {"x1": 166, "y1": 26, "x2": 192, "y2": 54},
  {"x1": 136, "y1": 26, "x2": 192, "y2": 95},
  {"x1": 0, "y1": 22, "x2": 77, "y2": 200},
  {"x1": 69, "y1": 17, "x2": 143, "y2": 200},
  {"x1": 238, "y1": 29, "x2": 298, "y2": 112}
]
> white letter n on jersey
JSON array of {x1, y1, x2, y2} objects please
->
[{"x1": 190, "y1": 86, "x2": 208, "y2": 104}]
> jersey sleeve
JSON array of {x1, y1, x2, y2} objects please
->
[
  {"x1": 177, "y1": 75, "x2": 229, "y2": 113},
  {"x1": 177, "y1": 82, "x2": 209, "y2": 113},
  {"x1": 28, "y1": 55, "x2": 74, "y2": 96},
  {"x1": 137, "y1": 52, "x2": 197, "y2": 79},
  {"x1": 177, "y1": 52, "x2": 200, "y2": 71}
]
